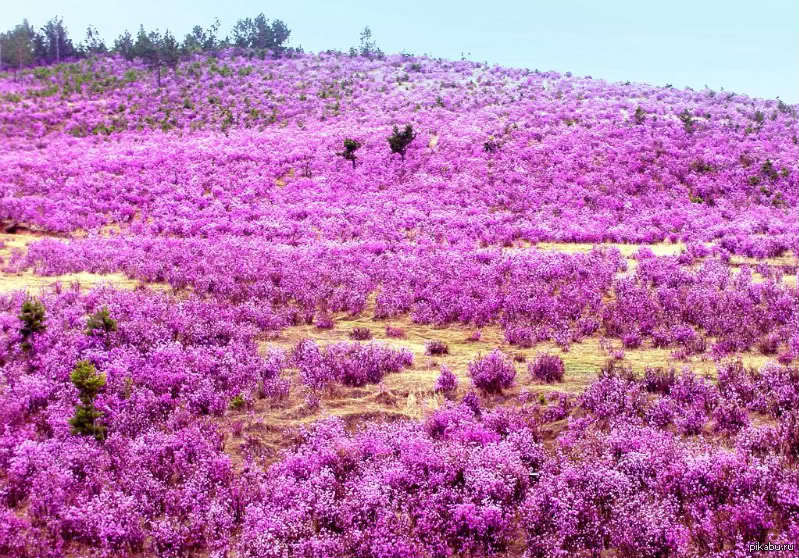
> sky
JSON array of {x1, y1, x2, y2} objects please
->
[{"x1": 4, "y1": 0, "x2": 798, "y2": 102}]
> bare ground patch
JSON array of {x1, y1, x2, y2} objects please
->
[{"x1": 231, "y1": 298, "x2": 778, "y2": 468}]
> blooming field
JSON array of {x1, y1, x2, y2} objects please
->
[{"x1": 0, "y1": 51, "x2": 797, "y2": 557}]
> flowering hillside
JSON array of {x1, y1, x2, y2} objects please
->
[{"x1": 0, "y1": 51, "x2": 797, "y2": 557}]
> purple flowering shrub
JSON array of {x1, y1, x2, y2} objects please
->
[
  {"x1": 385, "y1": 325, "x2": 405, "y2": 338},
  {"x1": 292, "y1": 339, "x2": 413, "y2": 388},
  {"x1": 2, "y1": 288, "x2": 798, "y2": 557},
  {"x1": 469, "y1": 350, "x2": 517, "y2": 393},
  {"x1": 348, "y1": 327, "x2": 372, "y2": 340},
  {"x1": 314, "y1": 314, "x2": 334, "y2": 329},
  {"x1": 425, "y1": 339, "x2": 449, "y2": 355},
  {"x1": 434, "y1": 365, "x2": 457, "y2": 394},
  {"x1": 528, "y1": 353, "x2": 565, "y2": 383},
  {"x1": 0, "y1": 287, "x2": 286, "y2": 557}
]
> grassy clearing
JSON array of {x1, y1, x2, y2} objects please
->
[
  {"x1": 536, "y1": 240, "x2": 686, "y2": 257},
  {"x1": 0, "y1": 231, "x2": 786, "y2": 465},
  {"x1": 249, "y1": 300, "x2": 777, "y2": 465},
  {"x1": 731, "y1": 253, "x2": 797, "y2": 268}
]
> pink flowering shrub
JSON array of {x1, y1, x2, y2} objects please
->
[
  {"x1": 348, "y1": 327, "x2": 372, "y2": 340},
  {"x1": 1, "y1": 290, "x2": 797, "y2": 556},
  {"x1": 292, "y1": 339, "x2": 413, "y2": 388},
  {"x1": 434, "y1": 365, "x2": 457, "y2": 394},
  {"x1": 528, "y1": 353, "x2": 565, "y2": 383},
  {"x1": 468, "y1": 350, "x2": 517, "y2": 393},
  {"x1": 385, "y1": 325, "x2": 405, "y2": 338}
]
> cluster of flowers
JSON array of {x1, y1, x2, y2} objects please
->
[
  {"x1": 1, "y1": 49, "x2": 797, "y2": 557},
  {"x1": 241, "y1": 362, "x2": 798, "y2": 558},
  {"x1": 468, "y1": 349, "x2": 517, "y2": 393},
  {"x1": 291, "y1": 338, "x2": 413, "y2": 388},
  {"x1": 0, "y1": 286, "x2": 290, "y2": 557},
  {"x1": 1, "y1": 52, "x2": 796, "y2": 251},
  {"x1": 1, "y1": 285, "x2": 797, "y2": 556},
  {"x1": 13, "y1": 237, "x2": 797, "y2": 360},
  {"x1": 1, "y1": 52, "x2": 796, "y2": 360}
]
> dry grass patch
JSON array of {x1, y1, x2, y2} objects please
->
[
  {"x1": 535, "y1": 241, "x2": 686, "y2": 257},
  {"x1": 0, "y1": 270, "x2": 152, "y2": 295},
  {"x1": 249, "y1": 301, "x2": 779, "y2": 460},
  {"x1": 730, "y1": 252, "x2": 797, "y2": 268}
]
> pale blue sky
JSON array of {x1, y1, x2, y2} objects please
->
[{"x1": 4, "y1": 0, "x2": 798, "y2": 102}]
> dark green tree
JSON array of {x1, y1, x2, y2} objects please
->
[
  {"x1": 351, "y1": 26, "x2": 382, "y2": 59},
  {"x1": 132, "y1": 25, "x2": 158, "y2": 64},
  {"x1": 34, "y1": 17, "x2": 76, "y2": 63},
  {"x1": 388, "y1": 124, "x2": 416, "y2": 161},
  {"x1": 18, "y1": 298, "x2": 46, "y2": 351},
  {"x1": 182, "y1": 19, "x2": 221, "y2": 53},
  {"x1": 113, "y1": 30, "x2": 135, "y2": 61},
  {"x1": 130, "y1": 26, "x2": 181, "y2": 86},
  {"x1": 678, "y1": 109, "x2": 695, "y2": 134},
  {"x1": 80, "y1": 25, "x2": 107, "y2": 56},
  {"x1": 160, "y1": 30, "x2": 181, "y2": 72},
  {"x1": 86, "y1": 306, "x2": 117, "y2": 346},
  {"x1": 270, "y1": 20, "x2": 291, "y2": 50},
  {"x1": 69, "y1": 360, "x2": 107, "y2": 441},
  {"x1": 231, "y1": 13, "x2": 290, "y2": 52},
  {"x1": 0, "y1": 21, "x2": 36, "y2": 76},
  {"x1": 337, "y1": 138, "x2": 362, "y2": 168}
]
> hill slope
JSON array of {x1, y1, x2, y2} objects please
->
[{"x1": 0, "y1": 52, "x2": 797, "y2": 557}]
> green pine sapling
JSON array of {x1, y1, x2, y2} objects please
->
[
  {"x1": 69, "y1": 360, "x2": 107, "y2": 441},
  {"x1": 86, "y1": 306, "x2": 118, "y2": 345},
  {"x1": 387, "y1": 124, "x2": 416, "y2": 161},
  {"x1": 18, "y1": 298, "x2": 46, "y2": 351},
  {"x1": 678, "y1": 109, "x2": 695, "y2": 134},
  {"x1": 337, "y1": 138, "x2": 361, "y2": 168}
]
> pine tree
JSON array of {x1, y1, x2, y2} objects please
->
[
  {"x1": 388, "y1": 125, "x2": 416, "y2": 161},
  {"x1": 0, "y1": 21, "x2": 36, "y2": 76},
  {"x1": 18, "y1": 298, "x2": 46, "y2": 351},
  {"x1": 86, "y1": 306, "x2": 117, "y2": 347},
  {"x1": 337, "y1": 138, "x2": 362, "y2": 168},
  {"x1": 69, "y1": 360, "x2": 107, "y2": 441}
]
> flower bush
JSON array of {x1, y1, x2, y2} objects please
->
[
  {"x1": 469, "y1": 350, "x2": 517, "y2": 393},
  {"x1": 434, "y1": 365, "x2": 457, "y2": 394},
  {"x1": 528, "y1": 353, "x2": 565, "y2": 383}
]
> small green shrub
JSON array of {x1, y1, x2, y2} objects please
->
[
  {"x1": 230, "y1": 394, "x2": 246, "y2": 410},
  {"x1": 86, "y1": 306, "x2": 117, "y2": 344},
  {"x1": 69, "y1": 360, "x2": 107, "y2": 441},
  {"x1": 678, "y1": 109, "x2": 695, "y2": 133},
  {"x1": 761, "y1": 159, "x2": 779, "y2": 181},
  {"x1": 690, "y1": 160, "x2": 714, "y2": 174},
  {"x1": 387, "y1": 124, "x2": 416, "y2": 161},
  {"x1": 337, "y1": 138, "x2": 361, "y2": 168},
  {"x1": 19, "y1": 298, "x2": 46, "y2": 351}
]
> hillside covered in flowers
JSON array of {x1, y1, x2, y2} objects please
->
[{"x1": 0, "y1": 51, "x2": 797, "y2": 557}]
